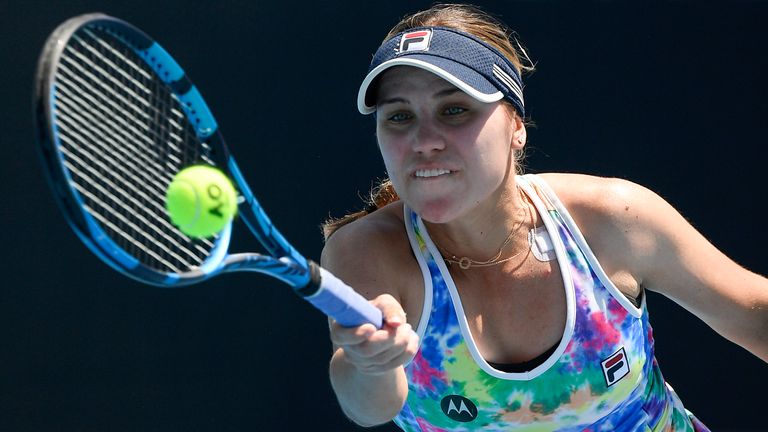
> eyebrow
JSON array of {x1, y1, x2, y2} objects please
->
[{"x1": 377, "y1": 86, "x2": 464, "y2": 107}]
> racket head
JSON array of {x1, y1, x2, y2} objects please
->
[
  {"x1": 34, "y1": 13, "x2": 234, "y2": 286},
  {"x1": 33, "y1": 13, "x2": 382, "y2": 328}
]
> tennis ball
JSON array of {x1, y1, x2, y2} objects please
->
[{"x1": 165, "y1": 165, "x2": 238, "y2": 238}]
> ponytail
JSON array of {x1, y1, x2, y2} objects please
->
[{"x1": 322, "y1": 178, "x2": 399, "y2": 240}]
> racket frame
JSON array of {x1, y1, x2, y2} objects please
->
[{"x1": 34, "y1": 13, "x2": 382, "y2": 327}]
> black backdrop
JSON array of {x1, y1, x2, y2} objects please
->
[{"x1": 2, "y1": 1, "x2": 766, "y2": 431}]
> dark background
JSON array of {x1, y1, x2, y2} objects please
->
[{"x1": 2, "y1": 1, "x2": 766, "y2": 431}]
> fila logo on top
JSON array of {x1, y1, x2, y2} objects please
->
[
  {"x1": 440, "y1": 395, "x2": 478, "y2": 422},
  {"x1": 601, "y1": 347, "x2": 630, "y2": 387},
  {"x1": 399, "y1": 29, "x2": 432, "y2": 52}
]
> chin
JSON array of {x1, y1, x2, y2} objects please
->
[{"x1": 412, "y1": 200, "x2": 460, "y2": 224}]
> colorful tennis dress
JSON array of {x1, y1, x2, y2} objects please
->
[{"x1": 395, "y1": 174, "x2": 709, "y2": 431}]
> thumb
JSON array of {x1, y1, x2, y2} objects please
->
[{"x1": 373, "y1": 294, "x2": 407, "y2": 327}]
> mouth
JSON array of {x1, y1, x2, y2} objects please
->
[{"x1": 414, "y1": 168, "x2": 453, "y2": 179}]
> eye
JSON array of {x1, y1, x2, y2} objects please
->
[
  {"x1": 443, "y1": 106, "x2": 467, "y2": 116},
  {"x1": 387, "y1": 112, "x2": 412, "y2": 123}
]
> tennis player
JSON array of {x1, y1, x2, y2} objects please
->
[{"x1": 322, "y1": 4, "x2": 767, "y2": 431}]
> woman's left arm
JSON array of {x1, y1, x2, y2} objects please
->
[{"x1": 598, "y1": 178, "x2": 768, "y2": 361}]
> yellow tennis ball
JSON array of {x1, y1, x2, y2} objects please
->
[{"x1": 165, "y1": 165, "x2": 238, "y2": 238}]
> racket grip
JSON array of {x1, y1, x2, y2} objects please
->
[{"x1": 300, "y1": 262, "x2": 383, "y2": 328}]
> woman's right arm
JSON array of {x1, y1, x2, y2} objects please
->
[{"x1": 321, "y1": 216, "x2": 420, "y2": 427}]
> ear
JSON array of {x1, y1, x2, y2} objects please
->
[{"x1": 510, "y1": 112, "x2": 526, "y2": 150}]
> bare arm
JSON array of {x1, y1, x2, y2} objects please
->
[
  {"x1": 551, "y1": 174, "x2": 768, "y2": 361},
  {"x1": 327, "y1": 295, "x2": 416, "y2": 427},
  {"x1": 628, "y1": 182, "x2": 768, "y2": 360},
  {"x1": 321, "y1": 211, "x2": 420, "y2": 426}
]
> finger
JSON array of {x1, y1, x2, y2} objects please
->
[
  {"x1": 342, "y1": 323, "x2": 408, "y2": 361},
  {"x1": 329, "y1": 322, "x2": 377, "y2": 347},
  {"x1": 372, "y1": 294, "x2": 408, "y2": 327},
  {"x1": 356, "y1": 329, "x2": 420, "y2": 375},
  {"x1": 346, "y1": 323, "x2": 418, "y2": 367},
  {"x1": 371, "y1": 323, "x2": 419, "y2": 364}
]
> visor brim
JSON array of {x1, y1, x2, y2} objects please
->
[{"x1": 357, "y1": 56, "x2": 504, "y2": 114}]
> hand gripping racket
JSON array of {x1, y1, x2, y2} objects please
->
[{"x1": 34, "y1": 13, "x2": 382, "y2": 328}]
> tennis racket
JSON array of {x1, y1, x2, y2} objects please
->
[{"x1": 34, "y1": 13, "x2": 382, "y2": 328}]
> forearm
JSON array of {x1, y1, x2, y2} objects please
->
[
  {"x1": 727, "y1": 291, "x2": 768, "y2": 363},
  {"x1": 738, "y1": 274, "x2": 768, "y2": 362},
  {"x1": 329, "y1": 348, "x2": 409, "y2": 427},
  {"x1": 700, "y1": 271, "x2": 768, "y2": 363}
]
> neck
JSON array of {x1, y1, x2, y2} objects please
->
[{"x1": 425, "y1": 176, "x2": 534, "y2": 266}]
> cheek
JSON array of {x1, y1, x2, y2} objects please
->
[
  {"x1": 474, "y1": 152, "x2": 508, "y2": 190},
  {"x1": 376, "y1": 137, "x2": 395, "y2": 166},
  {"x1": 465, "y1": 137, "x2": 513, "y2": 189},
  {"x1": 375, "y1": 136, "x2": 406, "y2": 182}
]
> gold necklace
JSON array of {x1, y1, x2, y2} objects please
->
[{"x1": 436, "y1": 187, "x2": 533, "y2": 270}]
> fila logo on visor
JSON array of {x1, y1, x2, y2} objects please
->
[
  {"x1": 601, "y1": 347, "x2": 630, "y2": 387},
  {"x1": 399, "y1": 29, "x2": 432, "y2": 52}
]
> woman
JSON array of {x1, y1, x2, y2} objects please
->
[{"x1": 322, "y1": 4, "x2": 767, "y2": 431}]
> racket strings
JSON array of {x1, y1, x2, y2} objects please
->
[{"x1": 52, "y1": 24, "x2": 217, "y2": 273}]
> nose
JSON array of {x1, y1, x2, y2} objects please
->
[{"x1": 411, "y1": 120, "x2": 445, "y2": 154}]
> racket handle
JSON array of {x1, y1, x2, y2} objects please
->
[{"x1": 299, "y1": 262, "x2": 383, "y2": 328}]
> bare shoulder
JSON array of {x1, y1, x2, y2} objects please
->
[
  {"x1": 534, "y1": 173, "x2": 667, "y2": 295},
  {"x1": 534, "y1": 173, "x2": 668, "y2": 237},
  {"x1": 534, "y1": 172, "x2": 746, "y2": 285},
  {"x1": 536, "y1": 172, "x2": 655, "y2": 216},
  {"x1": 536, "y1": 173, "x2": 768, "y2": 361},
  {"x1": 321, "y1": 201, "x2": 417, "y2": 303}
]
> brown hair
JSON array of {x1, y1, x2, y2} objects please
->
[{"x1": 322, "y1": 3, "x2": 534, "y2": 240}]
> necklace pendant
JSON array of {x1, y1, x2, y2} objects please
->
[{"x1": 458, "y1": 257, "x2": 472, "y2": 270}]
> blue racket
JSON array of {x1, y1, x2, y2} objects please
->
[{"x1": 34, "y1": 13, "x2": 382, "y2": 328}]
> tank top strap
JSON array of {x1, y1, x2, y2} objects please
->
[
  {"x1": 396, "y1": 175, "x2": 706, "y2": 431},
  {"x1": 518, "y1": 174, "x2": 644, "y2": 315}
]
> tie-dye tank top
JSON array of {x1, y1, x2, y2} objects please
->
[{"x1": 394, "y1": 174, "x2": 709, "y2": 431}]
